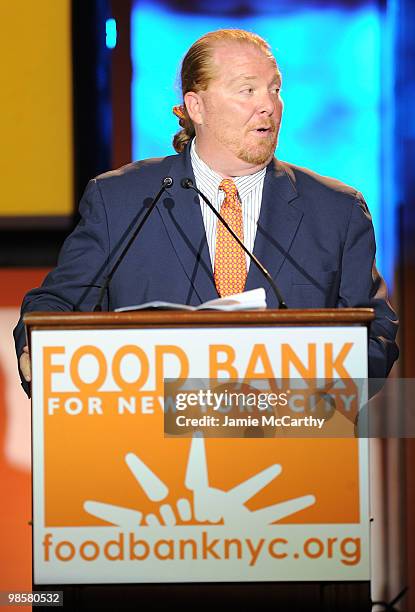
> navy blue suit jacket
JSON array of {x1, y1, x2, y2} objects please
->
[{"x1": 14, "y1": 145, "x2": 399, "y2": 389}]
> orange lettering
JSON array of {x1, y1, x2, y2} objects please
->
[
  {"x1": 55, "y1": 540, "x2": 75, "y2": 562},
  {"x1": 281, "y1": 344, "x2": 316, "y2": 379},
  {"x1": 244, "y1": 344, "x2": 275, "y2": 379},
  {"x1": 113, "y1": 345, "x2": 149, "y2": 392},
  {"x1": 43, "y1": 346, "x2": 65, "y2": 395},
  {"x1": 324, "y1": 343, "x2": 353, "y2": 379},
  {"x1": 154, "y1": 539, "x2": 174, "y2": 560},
  {"x1": 129, "y1": 534, "x2": 150, "y2": 560},
  {"x1": 268, "y1": 538, "x2": 288, "y2": 559},
  {"x1": 155, "y1": 345, "x2": 189, "y2": 393},
  {"x1": 70, "y1": 345, "x2": 107, "y2": 392},
  {"x1": 209, "y1": 345, "x2": 237, "y2": 379},
  {"x1": 79, "y1": 540, "x2": 99, "y2": 561},
  {"x1": 104, "y1": 534, "x2": 124, "y2": 560}
]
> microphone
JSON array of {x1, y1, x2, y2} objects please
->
[
  {"x1": 93, "y1": 176, "x2": 174, "y2": 311},
  {"x1": 181, "y1": 178, "x2": 288, "y2": 309}
]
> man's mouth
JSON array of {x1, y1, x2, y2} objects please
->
[
  {"x1": 252, "y1": 124, "x2": 275, "y2": 134},
  {"x1": 253, "y1": 127, "x2": 274, "y2": 136}
]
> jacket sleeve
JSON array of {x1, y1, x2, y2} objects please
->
[
  {"x1": 13, "y1": 179, "x2": 110, "y2": 396},
  {"x1": 338, "y1": 193, "x2": 399, "y2": 378}
]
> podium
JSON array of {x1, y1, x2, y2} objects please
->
[{"x1": 25, "y1": 308, "x2": 374, "y2": 609}]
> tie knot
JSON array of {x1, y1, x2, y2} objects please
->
[{"x1": 219, "y1": 178, "x2": 239, "y2": 202}]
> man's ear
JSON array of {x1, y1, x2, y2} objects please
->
[{"x1": 184, "y1": 91, "x2": 204, "y2": 125}]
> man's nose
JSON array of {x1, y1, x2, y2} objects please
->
[{"x1": 257, "y1": 91, "x2": 277, "y2": 115}]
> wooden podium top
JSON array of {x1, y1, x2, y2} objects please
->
[{"x1": 24, "y1": 308, "x2": 375, "y2": 333}]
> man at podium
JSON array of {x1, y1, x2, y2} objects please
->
[{"x1": 14, "y1": 28, "x2": 398, "y2": 391}]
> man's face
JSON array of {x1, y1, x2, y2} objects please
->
[{"x1": 194, "y1": 42, "x2": 283, "y2": 173}]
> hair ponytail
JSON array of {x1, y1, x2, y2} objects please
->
[{"x1": 172, "y1": 107, "x2": 195, "y2": 153}]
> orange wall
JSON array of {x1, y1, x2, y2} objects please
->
[{"x1": 0, "y1": 269, "x2": 49, "y2": 607}]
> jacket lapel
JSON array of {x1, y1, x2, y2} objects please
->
[
  {"x1": 245, "y1": 159, "x2": 304, "y2": 298},
  {"x1": 157, "y1": 151, "x2": 303, "y2": 305},
  {"x1": 157, "y1": 146, "x2": 217, "y2": 304}
]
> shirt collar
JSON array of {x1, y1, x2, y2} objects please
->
[{"x1": 190, "y1": 139, "x2": 266, "y2": 199}]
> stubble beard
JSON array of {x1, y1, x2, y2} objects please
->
[
  {"x1": 236, "y1": 134, "x2": 278, "y2": 165},
  {"x1": 219, "y1": 121, "x2": 279, "y2": 167}
]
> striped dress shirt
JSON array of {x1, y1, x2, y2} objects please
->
[{"x1": 190, "y1": 139, "x2": 265, "y2": 271}]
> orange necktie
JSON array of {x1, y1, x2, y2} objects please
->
[{"x1": 214, "y1": 178, "x2": 247, "y2": 297}]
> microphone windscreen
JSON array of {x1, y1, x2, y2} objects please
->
[{"x1": 181, "y1": 178, "x2": 194, "y2": 189}]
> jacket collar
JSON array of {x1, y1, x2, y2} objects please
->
[
  {"x1": 157, "y1": 145, "x2": 217, "y2": 304},
  {"x1": 245, "y1": 158, "x2": 303, "y2": 297},
  {"x1": 159, "y1": 148, "x2": 303, "y2": 304}
]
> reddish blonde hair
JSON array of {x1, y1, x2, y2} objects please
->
[{"x1": 172, "y1": 29, "x2": 279, "y2": 153}]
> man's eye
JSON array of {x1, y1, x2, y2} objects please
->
[
  {"x1": 240, "y1": 87, "x2": 254, "y2": 94},
  {"x1": 270, "y1": 87, "x2": 281, "y2": 94}
]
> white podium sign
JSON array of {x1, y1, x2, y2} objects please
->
[{"x1": 31, "y1": 325, "x2": 369, "y2": 584}]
